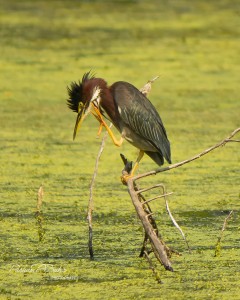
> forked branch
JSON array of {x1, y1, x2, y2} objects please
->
[
  {"x1": 122, "y1": 126, "x2": 239, "y2": 273},
  {"x1": 126, "y1": 176, "x2": 173, "y2": 271}
]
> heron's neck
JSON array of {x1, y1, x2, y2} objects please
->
[
  {"x1": 90, "y1": 79, "x2": 116, "y2": 122},
  {"x1": 87, "y1": 78, "x2": 118, "y2": 128},
  {"x1": 100, "y1": 86, "x2": 118, "y2": 126}
]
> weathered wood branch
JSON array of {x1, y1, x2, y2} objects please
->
[
  {"x1": 87, "y1": 128, "x2": 111, "y2": 259},
  {"x1": 128, "y1": 180, "x2": 173, "y2": 271},
  {"x1": 86, "y1": 71, "x2": 239, "y2": 279},
  {"x1": 144, "y1": 250, "x2": 162, "y2": 284},
  {"x1": 165, "y1": 198, "x2": 191, "y2": 252},
  {"x1": 140, "y1": 76, "x2": 159, "y2": 96},
  {"x1": 121, "y1": 127, "x2": 239, "y2": 272},
  {"x1": 35, "y1": 185, "x2": 45, "y2": 242},
  {"x1": 214, "y1": 210, "x2": 233, "y2": 257},
  {"x1": 133, "y1": 127, "x2": 240, "y2": 181}
]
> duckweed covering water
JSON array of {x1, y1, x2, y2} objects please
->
[{"x1": 0, "y1": 0, "x2": 239, "y2": 299}]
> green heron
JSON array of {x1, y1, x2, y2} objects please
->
[{"x1": 67, "y1": 71, "x2": 171, "y2": 178}]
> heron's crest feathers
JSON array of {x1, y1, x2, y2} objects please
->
[{"x1": 67, "y1": 71, "x2": 95, "y2": 113}]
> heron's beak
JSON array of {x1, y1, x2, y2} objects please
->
[
  {"x1": 73, "y1": 105, "x2": 87, "y2": 140},
  {"x1": 73, "y1": 101, "x2": 99, "y2": 140}
]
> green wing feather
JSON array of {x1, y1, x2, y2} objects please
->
[{"x1": 112, "y1": 81, "x2": 171, "y2": 164}]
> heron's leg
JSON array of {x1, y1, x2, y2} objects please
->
[
  {"x1": 97, "y1": 122, "x2": 103, "y2": 136},
  {"x1": 91, "y1": 104, "x2": 123, "y2": 147},
  {"x1": 121, "y1": 150, "x2": 144, "y2": 184},
  {"x1": 131, "y1": 150, "x2": 144, "y2": 176}
]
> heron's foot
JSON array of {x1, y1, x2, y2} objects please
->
[
  {"x1": 120, "y1": 173, "x2": 134, "y2": 185},
  {"x1": 91, "y1": 104, "x2": 123, "y2": 147},
  {"x1": 120, "y1": 154, "x2": 133, "y2": 185},
  {"x1": 121, "y1": 160, "x2": 140, "y2": 184}
]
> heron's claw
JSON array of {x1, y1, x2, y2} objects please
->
[
  {"x1": 91, "y1": 103, "x2": 123, "y2": 147},
  {"x1": 121, "y1": 154, "x2": 134, "y2": 185},
  {"x1": 120, "y1": 173, "x2": 134, "y2": 185}
]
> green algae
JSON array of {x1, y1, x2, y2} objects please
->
[{"x1": 0, "y1": 0, "x2": 239, "y2": 299}]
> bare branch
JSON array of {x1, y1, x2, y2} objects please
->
[
  {"x1": 35, "y1": 185, "x2": 45, "y2": 242},
  {"x1": 214, "y1": 210, "x2": 233, "y2": 257},
  {"x1": 139, "y1": 180, "x2": 190, "y2": 252},
  {"x1": 134, "y1": 127, "x2": 240, "y2": 181},
  {"x1": 121, "y1": 127, "x2": 239, "y2": 273},
  {"x1": 142, "y1": 192, "x2": 173, "y2": 205},
  {"x1": 37, "y1": 185, "x2": 44, "y2": 212},
  {"x1": 140, "y1": 76, "x2": 159, "y2": 96},
  {"x1": 87, "y1": 127, "x2": 111, "y2": 259},
  {"x1": 144, "y1": 250, "x2": 162, "y2": 284},
  {"x1": 127, "y1": 177, "x2": 173, "y2": 271},
  {"x1": 221, "y1": 210, "x2": 233, "y2": 233},
  {"x1": 165, "y1": 199, "x2": 191, "y2": 252},
  {"x1": 136, "y1": 183, "x2": 167, "y2": 194}
]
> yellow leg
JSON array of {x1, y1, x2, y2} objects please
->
[
  {"x1": 91, "y1": 104, "x2": 123, "y2": 147},
  {"x1": 131, "y1": 150, "x2": 145, "y2": 176},
  {"x1": 97, "y1": 123, "x2": 103, "y2": 136}
]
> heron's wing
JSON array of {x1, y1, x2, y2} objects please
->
[{"x1": 111, "y1": 81, "x2": 171, "y2": 164}]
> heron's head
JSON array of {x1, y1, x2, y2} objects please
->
[{"x1": 67, "y1": 71, "x2": 101, "y2": 140}]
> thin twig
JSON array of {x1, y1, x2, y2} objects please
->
[
  {"x1": 226, "y1": 139, "x2": 240, "y2": 142},
  {"x1": 165, "y1": 199, "x2": 191, "y2": 253},
  {"x1": 127, "y1": 177, "x2": 173, "y2": 271},
  {"x1": 146, "y1": 212, "x2": 155, "y2": 218},
  {"x1": 87, "y1": 126, "x2": 111, "y2": 259},
  {"x1": 37, "y1": 185, "x2": 44, "y2": 212},
  {"x1": 144, "y1": 250, "x2": 162, "y2": 284},
  {"x1": 136, "y1": 183, "x2": 167, "y2": 194},
  {"x1": 214, "y1": 210, "x2": 233, "y2": 257},
  {"x1": 142, "y1": 192, "x2": 173, "y2": 204},
  {"x1": 134, "y1": 127, "x2": 240, "y2": 180},
  {"x1": 140, "y1": 76, "x2": 159, "y2": 96},
  {"x1": 221, "y1": 210, "x2": 233, "y2": 233},
  {"x1": 140, "y1": 181, "x2": 189, "y2": 252},
  {"x1": 35, "y1": 185, "x2": 45, "y2": 242}
]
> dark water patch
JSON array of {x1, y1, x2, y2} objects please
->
[
  {"x1": 0, "y1": 209, "x2": 140, "y2": 225},
  {"x1": 178, "y1": 209, "x2": 237, "y2": 222}
]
